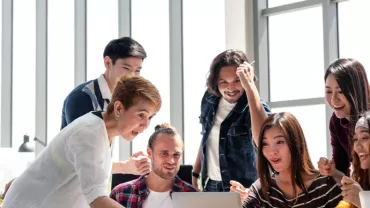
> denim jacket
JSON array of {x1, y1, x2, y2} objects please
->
[{"x1": 199, "y1": 91, "x2": 271, "y2": 190}]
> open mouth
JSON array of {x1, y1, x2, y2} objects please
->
[
  {"x1": 132, "y1": 131, "x2": 139, "y2": 136},
  {"x1": 359, "y1": 153, "x2": 369, "y2": 162},
  {"x1": 226, "y1": 91, "x2": 239, "y2": 97},
  {"x1": 270, "y1": 158, "x2": 281, "y2": 164},
  {"x1": 332, "y1": 104, "x2": 345, "y2": 110}
]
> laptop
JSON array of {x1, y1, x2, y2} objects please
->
[
  {"x1": 359, "y1": 191, "x2": 370, "y2": 208},
  {"x1": 172, "y1": 192, "x2": 242, "y2": 208}
]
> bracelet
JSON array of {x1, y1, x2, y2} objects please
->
[{"x1": 192, "y1": 172, "x2": 200, "y2": 179}]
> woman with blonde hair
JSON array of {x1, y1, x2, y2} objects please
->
[{"x1": 2, "y1": 74, "x2": 161, "y2": 208}]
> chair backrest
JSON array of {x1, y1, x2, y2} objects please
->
[
  {"x1": 111, "y1": 164, "x2": 193, "y2": 190},
  {"x1": 176, "y1": 164, "x2": 192, "y2": 184}
]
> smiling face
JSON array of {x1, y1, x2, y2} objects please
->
[
  {"x1": 325, "y1": 73, "x2": 351, "y2": 119},
  {"x1": 115, "y1": 99, "x2": 157, "y2": 141},
  {"x1": 104, "y1": 56, "x2": 143, "y2": 88},
  {"x1": 354, "y1": 126, "x2": 370, "y2": 169},
  {"x1": 262, "y1": 127, "x2": 291, "y2": 173},
  {"x1": 217, "y1": 66, "x2": 244, "y2": 103},
  {"x1": 147, "y1": 133, "x2": 183, "y2": 180}
]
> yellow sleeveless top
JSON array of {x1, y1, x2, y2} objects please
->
[{"x1": 336, "y1": 200, "x2": 352, "y2": 208}]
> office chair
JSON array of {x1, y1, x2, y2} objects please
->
[{"x1": 111, "y1": 164, "x2": 193, "y2": 190}]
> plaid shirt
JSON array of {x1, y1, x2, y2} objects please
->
[{"x1": 110, "y1": 174, "x2": 197, "y2": 208}]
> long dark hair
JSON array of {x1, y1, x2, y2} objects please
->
[
  {"x1": 352, "y1": 111, "x2": 370, "y2": 190},
  {"x1": 206, "y1": 50, "x2": 252, "y2": 96},
  {"x1": 325, "y1": 58, "x2": 370, "y2": 131},
  {"x1": 257, "y1": 112, "x2": 319, "y2": 201}
]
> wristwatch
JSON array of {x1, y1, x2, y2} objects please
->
[{"x1": 192, "y1": 172, "x2": 200, "y2": 179}]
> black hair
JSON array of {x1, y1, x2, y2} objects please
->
[{"x1": 103, "y1": 37, "x2": 147, "y2": 64}]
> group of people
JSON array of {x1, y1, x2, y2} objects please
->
[{"x1": 0, "y1": 36, "x2": 369, "y2": 208}]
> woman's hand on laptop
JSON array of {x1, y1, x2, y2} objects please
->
[{"x1": 230, "y1": 180, "x2": 249, "y2": 202}]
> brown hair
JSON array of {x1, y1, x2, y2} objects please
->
[
  {"x1": 206, "y1": 49, "x2": 252, "y2": 96},
  {"x1": 147, "y1": 123, "x2": 181, "y2": 150},
  {"x1": 106, "y1": 74, "x2": 161, "y2": 115},
  {"x1": 352, "y1": 111, "x2": 370, "y2": 191},
  {"x1": 257, "y1": 112, "x2": 319, "y2": 201}
]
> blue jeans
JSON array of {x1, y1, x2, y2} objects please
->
[{"x1": 204, "y1": 179, "x2": 227, "y2": 192}]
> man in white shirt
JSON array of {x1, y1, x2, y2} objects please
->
[
  {"x1": 192, "y1": 50, "x2": 271, "y2": 192},
  {"x1": 2, "y1": 75, "x2": 162, "y2": 208},
  {"x1": 61, "y1": 37, "x2": 151, "y2": 176},
  {"x1": 110, "y1": 124, "x2": 197, "y2": 208}
]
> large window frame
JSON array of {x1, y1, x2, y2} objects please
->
[
  {"x1": 1, "y1": 0, "x2": 351, "y2": 164},
  {"x1": 253, "y1": 0, "x2": 340, "y2": 158}
]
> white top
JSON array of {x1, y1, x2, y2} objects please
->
[
  {"x1": 2, "y1": 112, "x2": 112, "y2": 208},
  {"x1": 206, "y1": 98, "x2": 236, "y2": 181},
  {"x1": 142, "y1": 189, "x2": 172, "y2": 208}
]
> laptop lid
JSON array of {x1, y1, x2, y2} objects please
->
[{"x1": 172, "y1": 192, "x2": 241, "y2": 208}]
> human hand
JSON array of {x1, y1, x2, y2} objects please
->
[
  {"x1": 230, "y1": 180, "x2": 249, "y2": 202},
  {"x1": 192, "y1": 177, "x2": 200, "y2": 191},
  {"x1": 124, "y1": 151, "x2": 151, "y2": 175},
  {"x1": 341, "y1": 176, "x2": 362, "y2": 208},
  {"x1": 0, "y1": 178, "x2": 15, "y2": 200},
  {"x1": 236, "y1": 61, "x2": 257, "y2": 89},
  {"x1": 317, "y1": 157, "x2": 336, "y2": 176}
]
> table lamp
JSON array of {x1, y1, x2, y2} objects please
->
[{"x1": 16, "y1": 134, "x2": 35, "y2": 175}]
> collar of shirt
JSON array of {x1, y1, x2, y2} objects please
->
[
  {"x1": 97, "y1": 74, "x2": 112, "y2": 101},
  {"x1": 138, "y1": 174, "x2": 192, "y2": 193},
  {"x1": 110, "y1": 174, "x2": 197, "y2": 207},
  {"x1": 135, "y1": 174, "x2": 196, "y2": 199}
]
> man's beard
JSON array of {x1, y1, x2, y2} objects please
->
[{"x1": 152, "y1": 157, "x2": 178, "y2": 180}]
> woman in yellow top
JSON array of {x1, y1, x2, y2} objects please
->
[{"x1": 319, "y1": 111, "x2": 370, "y2": 208}]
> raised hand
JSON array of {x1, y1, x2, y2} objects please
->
[
  {"x1": 317, "y1": 157, "x2": 336, "y2": 176},
  {"x1": 236, "y1": 61, "x2": 256, "y2": 90}
]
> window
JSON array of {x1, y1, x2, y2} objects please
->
[
  {"x1": 47, "y1": 0, "x2": 75, "y2": 140},
  {"x1": 269, "y1": 6, "x2": 324, "y2": 102},
  {"x1": 86, "y1": 0, "x2": 118, "y2": 81},
  {"x1": 339, "y1": 0, "x2": 370, "y2": 76},
  {"x1": 86, "y1": 0, "x2": 119, "y2": 160},
  {"x1": 131, "y1": 0, "x2": 170, "y2": 154},
  {"x1": 268, "y1": 0, "x2": 307, "y2": 8},
  {"x1": 271, "y1": 104, "x2": 326, "y2": 168},
  {"x1": 0, "y1": 1, "x2": 2, "y2": 143},
  {"x1": 183, "y1": 0, "x2": 226, "y2": 164},
  {"x1": 12, "y1": 0, "x2": 36, "y2": 150}
]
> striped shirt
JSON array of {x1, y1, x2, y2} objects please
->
[{"x1": 243, "y1": 175, "x2": 343, "y2": 208}]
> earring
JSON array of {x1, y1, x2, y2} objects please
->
[{"x1": 115, "y1": 114, "x2": 120, "y2": 120}]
